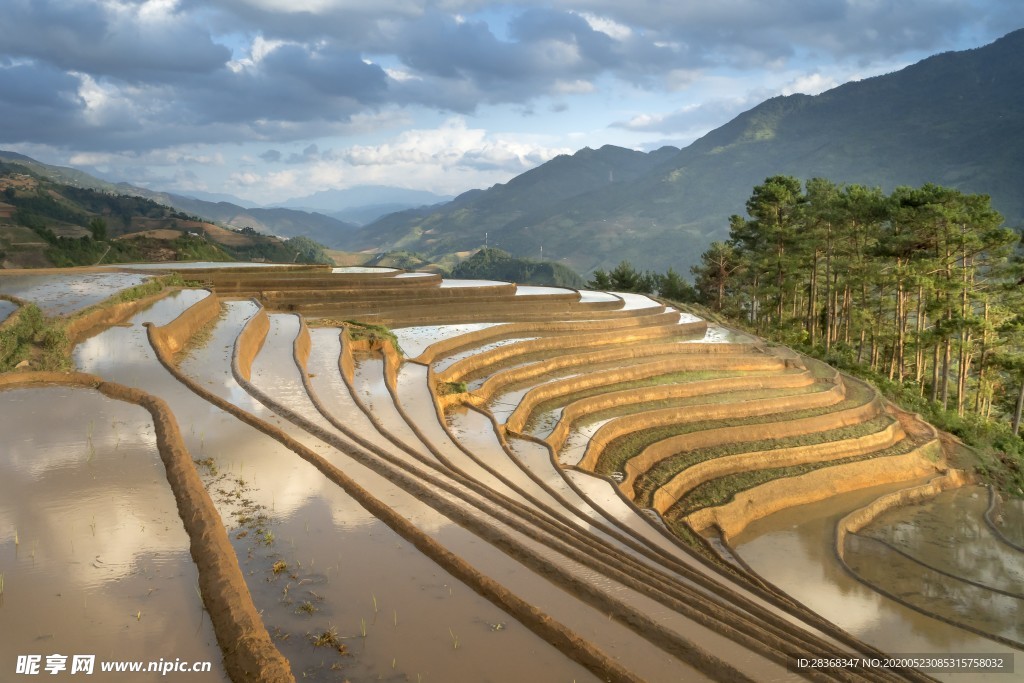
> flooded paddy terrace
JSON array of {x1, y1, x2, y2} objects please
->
[{"x1": 2, "y1": 263, "x2": 1017, "y2": 681}]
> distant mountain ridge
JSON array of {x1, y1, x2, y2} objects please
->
[
  {"x1": 0, "y1": 151, "x2": 359, "y2": 247},
  {"x1": 341, "y1": 28, "x2": 1024, "y2": 274}
]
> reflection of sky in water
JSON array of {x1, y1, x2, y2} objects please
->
[
  {"x1": 610, "y1": 291, "x2": 662, "y2": 311},
  {"x1": 121, "y1": 261, "x2": 289, "y2": 269},
  {"x1": 577, "y1": 290, "x2": 620, "y2": 303},
  {"x1": 439, "y1": 278, "x2": 509, "y2": 287},
  {"x1": 733, "y1": 484, "x2": 1015, "y2": 680},
  {"x1": 558, "y1": 418, "x2": 612, "y2": 466},
  {"x1": 0, "y1": 298, "x2": 16, "y2": 323},
  {"x1": 514, "y1": 285, "x2": 575, "y2": 296},
  {"x1": 0, "y1": 272, "x2": 149, "y2": 315},
  {"x1": 433, "y1": 336, "x2": 537, "y2": 373},
  {"x1": 331, "y1": 266, "x2": 396, "y2": 273},
  {"x1": 392, "y1": 322, "x2": 502, "y2": 358},
  {"x1": 0, "y1": 386, "x2": 225, "y2": 680}
]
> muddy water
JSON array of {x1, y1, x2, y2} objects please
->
[
  {"x1": 236, "y1": 313, "x2": 732, "y2": 680},
  {"x1": 392, "y1": 323, "x2": 502, "y2": 359},
  {"x1": 135, "y1": 301, "x2": 598, "y2": 681},
  {"x1": 350, "y1": 355, "x2": 436, "y2": 456},
  {"x1": 191, "y1": 311, "x2": 616, "y2": 681},
  {"x1": 683, "y1": 324, "x2": 752, "y2": 344},
  {"x1": 0, "y1": 387, "x2": 226, "y2": 682},
  {"x1": 305, "y1": 328, "x2": 405, "y2": 455},
  {"x1": 846, "y1": 486, "x2": 1024, "y2": 644},
  {"x1": 444, "y1": 406, "x2": 622, "y2": 541},
  {"x1": 864, "y1": 487, "x2": 1024, "y2": 594},
  {"x1": 559, "y1": 417, "x2": 613, "y2": 466},
  {"x1": 996, "y1": 496, "x2": 1024, "y2": 548},
  {"x1": 74, "y1": 290, "x2": 210, "y2": 381},
  {"x1": 393, "y1": 363, "x2": 521, "y2": 501},
  {"x1": 0, "y1": 298, "x2": 16, "y2": 324},
  {"x1": 733, "y1": 482, "x2": 1019, "y2": 681},
  {"x1": 0, "y1": 272, "x2": 149, "y2": 316}
]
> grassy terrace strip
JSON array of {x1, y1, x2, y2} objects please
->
[
  {"x1": 437, "y1": 322, "x2": 706, "y2": 384},
  {"x1": 632, "y1": 415, "x2": 897, "y2": 507},
  {"x1": 461, "y1": 340, "x2": 753, "y2": 400},
  {"x1": 521, "y1": 369, "x2": 762, "y2": 432},
  {"x1": 414, "y1": 310, "x2": 685, "y2": 364},
  {"x1": 583, "y1": 376, "x2": 849, "y2": 476},
  {"x1": 591, "y1": 378, "x2": 876, "y2": 477},
  {"x1": 573, "y1": 383, "x2": 830, "y2": 431},
  {"x1": 669, "y1": 436, "x2": 930, "y2": 520},
  {"x1": 506, "y1": 354, "x2": 795, "y2": 432}
]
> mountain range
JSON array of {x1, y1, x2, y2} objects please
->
[
  {"x1": 340, "y1": 28, "x2": 1024, "y2": 274},
  {"x1": 3, "y1": 28, "x2": 1022, "y2": 275}
]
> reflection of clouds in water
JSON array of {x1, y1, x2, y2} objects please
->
[
  {"x1": 392, "y1": 322, "x2": 502, "y2": 358},
  {"x1": 0, "y1": 273, "x2": 149, "y2": 316},
  {"x1": 0, "y1": 387, "x2": 192, "y2": 588}
]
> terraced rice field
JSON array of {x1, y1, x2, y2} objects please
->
[{"x1": 1, "y1": 263, "x2": 1019, "y2": 682}]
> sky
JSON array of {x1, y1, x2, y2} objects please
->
[{"x1": 1, "y1": 0, "x2": 1021, "y2": 206}]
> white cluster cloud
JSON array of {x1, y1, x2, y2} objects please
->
[{"x1": 234, "y1": 118, "x2": 572, "y2": 198}]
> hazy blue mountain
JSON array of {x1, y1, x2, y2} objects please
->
[
  {"x1": 344, "y1": 29, "x2": 1024, "y2": 275},
  {"x1": 275, "y1": 185, "x2": 452, "y2": 212},
  {"x1": 179, "y1": 190, "x2": 262, "y2": 208},
  {"x1": 339, "y1": 144, "x2": 680, "y2": 256},
  {"x1": 136, "y1": 191, "x2": 360, "y2": 246}
]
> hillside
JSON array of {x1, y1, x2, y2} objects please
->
[
  {"x1": 0, "y1": 151, "x2": 359, "y2": 248},
  {"x1": 0, "y1": 162, "x2": 332, "y2": 268},
  {"x1": 120, "y1": 189, "x2": 361, "y2": 247},
  {"x1": 340, "y1": 144, "x2": 680, "y2": 256},
  {"x1": 344, "y1": 28, "x2": 1024, "y2": 274}
]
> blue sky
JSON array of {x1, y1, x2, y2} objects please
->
[{"x1": 1, "y1": 0, "x2": 1021, "y2": 204}]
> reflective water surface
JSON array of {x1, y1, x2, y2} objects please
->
[
  {"x1": 0, "y1": 386, "x2": 226, "y2": 681},
  {"x1": 0, "y1": 272, "x2": 149, "y2": 316}
]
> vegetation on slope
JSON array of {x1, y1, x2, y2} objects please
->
[
  {"x1": 0, "y1": 163, "x2": 335, "y2": 268},
  {"x1": 688, "y1": 175, "x2": 1024, "y2": 495},
  {"x1": 451, "y1": 248, "x2": 584, "y2": 287}
]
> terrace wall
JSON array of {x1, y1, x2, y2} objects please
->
[
  {"x1": 544, "y1": 369, "x2": 812, "y2": 451},
  {"x1": 582, "y1": 378, "x2": 848, "y2": 474},
  {"x1": 507, "y1": 356, "x2": 800, "y2": 434},
  {"x1": 652, "y1": 420, "x2": 907, "y2": 512},
  {"x1": 684, "y1": 441, "x2": 942, "y2": 540}
]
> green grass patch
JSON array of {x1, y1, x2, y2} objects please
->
[
  {"x1": 632, "y1": 415, "x2": 895, "y2": 507},
  {"x1": 0, "y1": 303, "x2": 70, "y2": 371},
  {"x1": 343, "y1": 320, "x2": 403, "y2": 356},
  {"x1": 665, "y1": 436, "x2": 927, "y2": 519},
  {"x1": 592, "y1": 379, "x2": 876, "y2": 476},
  {"x1": 437, "y1": 380, "x2": 468, "y2": 396}
]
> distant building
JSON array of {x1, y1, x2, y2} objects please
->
[{"x1": 0, "y1": 202, "x2": 15, "y2": 220}]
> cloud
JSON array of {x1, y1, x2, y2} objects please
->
[
  {"x1": 219, "y1": 118, "x2": 573, "y2": 199},
  {"x1": 0, "y1": 0, "x2": 1018, "y2": 195},
  {"x1": 611, "y1": 97, "x2": 758, "y2": 136},
  {"x1": 0, "y1": 0, "x2": 230, "y2": 82}
]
